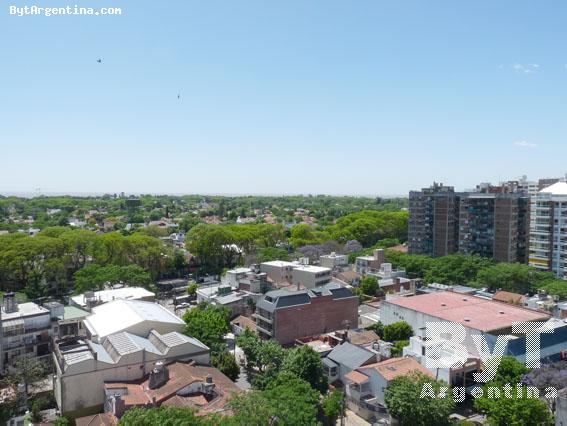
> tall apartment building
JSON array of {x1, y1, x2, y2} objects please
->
[
  {"x1": 529, "y1": 181, "x2": 567, "y2": 279},
  {"x1": 409, "y1": 182, "x2": 529, "y2": 262},
  {"x1": 459, "y1": 192, "x2": 530, "y2": 263},
  {"x1": 408, "y1": 183, "x2": 459, "y2": 257}
]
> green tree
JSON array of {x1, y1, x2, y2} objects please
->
[
  {"x1": 73, "y1": 264, "x2": 152, "y2": 294},
  {"x1": 187, "y1": 283, "x2": 198, "y2": 296},
  {"x1": 366, "y1": 321, "x2": 384, "y2": 338},
  {"x1": 212, "y1": 351, "x2": 240, "y2": 382},
  {"x1": 183, "y1": 303, "x2": 230, "y2": 355},
  {"x1": 488, "y1": 356, "x2": 530, "y2": 386},
  {"x1": 118, "y1": 406, "x2": 204, "y2": 426},
  {"x1": 382, "y1": 321, "x2": 413, "y2": 342},
  {"x1": 52, "y1": 416, "x2": 72, "y2": 426},
  {"x1": 282, "y1": 345, "x2": 328, "y2": 393},
  {"x1": 322, "y1": 389, "x2": 344, "y2": 424},
  {"x1": 474, "y1": 263, "x2": 538, "y2": 294},
  {"x1": 474, "y1": 385, "x2": 552, "y2": 426},
  {"x1": 186, "y1": 224, "x2": 237, "y2": 272},
  {"x1": 385, "y1": 371, "x2": 454, "y2": 426},
  {"x1": 257, "y1": 247, "x2": 290, "y2": 262},
  {"x1": 15, "y1": 356, "x2": 45, "y2": 394},
  {"x1": 359, "y1": 276, "x2": 378, "y2": 296},
  {"x1": 230, "y1": 372, "x2": 320, "y2": 425},
  {"x1": 423, "y1": 254, "x2": 493, "y2": 285},
  {"x1": 391, "y1": 340, "x2": 409, "y2": 357}
]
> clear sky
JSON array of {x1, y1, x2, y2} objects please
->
[{"x1": 2, "y1": 1, "x2": 567, "y2": 196}]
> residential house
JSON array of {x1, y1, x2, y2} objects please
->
[
  {"x1": 322, "y1": 342, "x2": 376, "y2": 384},
  {"x1": 344, "y1": 357, "x2": 434, "y2": 421}
]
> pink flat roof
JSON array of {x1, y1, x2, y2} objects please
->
[{"x1": 386, "y1": 291, "x2": 550, "y2": 332}]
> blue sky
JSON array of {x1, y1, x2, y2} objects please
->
[{"x1": 1, "y1": 0, "x2": 567, "y2": 196}]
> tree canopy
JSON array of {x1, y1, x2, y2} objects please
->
[
  {"x1": 385, "y1": 371, "x2": 455, "y2": 426},
  {"x1": 183, "y1": 303, "x2": 231, "y2": 355}
]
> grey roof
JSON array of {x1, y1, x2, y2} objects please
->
[
  {"x1": 322, "y1": 357, "x2": 339, "y2": 369},
  {"x1": 90, "y1": 342, "x2": 114, "y2": 364},
  {"x1": 149, "y1": 330, "x2": 209, "y2": 352},
  {"x1": 328, "y1": 286, "x2": 355, "y2": 299},
  {"x1": 257, "y1": 284, "x2": 354, "y2": 313},
  {"x1": 327, "y1": 342, "x2": 375, "y2": 370},
  {"x1": 452, "y1": 285, "x2": 477, "y2": 294},
  {"x1": 215, "y1": 293, "x2": 244, "y2": 305},
  {"x1": 124, "y1": 332, "x2": 162, "y2": 355},
  {"x1": 105, "y1": 332, "x2": 141, "y2": 360},
  {"x1": 257, "y1": 290, "x2": 311, "y2": 312}
]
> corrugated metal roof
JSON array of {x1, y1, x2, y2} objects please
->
[{"x1": 327, "y1": 342, "x2": 375, "y2": 370}]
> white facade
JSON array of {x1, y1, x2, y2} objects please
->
[
  {"x1": 291, "y1": 265, "x2": 332, "y2": 289},
  {"x1": 260, "y1": 260, "x2": 296, "y2": 283},
  {"x1": 54, "y1": 330, "x2": 210, "y2": 414},
  {"x1": 320, "y1": 252, "x2": 348, "y2": 269},
  {"x1": 1, "y1": 298, "x2": 56, "y2": 372},
  {"x1": 529, "y1": 182, "x2": 567, "y2": 279},
  {"x1": 83, "y1": 300, "x2": 186, "y2": 343},
  {"x1": 71, "y1": 287, "x2": 155, "y2": 310}
]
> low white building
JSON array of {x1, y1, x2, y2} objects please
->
[
  {"x1": 53, "y1": 300, "x2": 209, "y2": 415},
  {"x1": 83, "y1": 300, "x2": 185, "y2": 343},
  {"x1": 403, "y1": 335, "x2": 480, "y2": 385},
  {"x1": 320, "y1": 252, "x2": 348, "y2": 269},
  {"x1": 70, "y1": 287, "x2": 155, "y2": 311},
  {"x1": 260, "y1": 260, "x2": 296, "y2": 284},
  {"x1": 291, "y1": 265, "x2": 332, "y2": 289}
]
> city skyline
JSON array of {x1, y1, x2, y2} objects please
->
[{"x1": 3, "y1": 1, "x2": 567, "y2": 195}]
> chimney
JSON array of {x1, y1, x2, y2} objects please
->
[
  {"x1": 148, "y1": 361, "x2": 169, "y2": 389},
  {"x1": 202, "y1": 374, "x2": 215, "y2": 395},
  {"x1": 3, "y1": 292, "x2": 17, "y2": 314},
  {"x1": 373, "y1": 249, "x2": 385, "y2": 267}
]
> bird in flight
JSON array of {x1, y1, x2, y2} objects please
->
[
  {"x1": 97, "y1": 58, "x2": 102, "y2": 63},
  {"x1": 177, "y1": 93, "x2": 181, "y2": 99}
]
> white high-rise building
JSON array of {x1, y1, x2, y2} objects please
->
[{"x1": 529, "y1": 181, "x2": 567, "y2": 279}]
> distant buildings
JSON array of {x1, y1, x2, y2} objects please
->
[
  {"x1": 408, "y1": 182, "x2": 460, "y2": 257},
  {"x1": 355, "y1": 249, "x2": 386, "y2": 275},
  {"x1": 259, "y1": 260, "x2": 332, "y2": 289},
  {"x1": 529, "y1": 181, "x2": 567, "y2": 279},
  {"x1": 254, "y1": 283, "x2": 358, "y2": 345},
  {"x1": 408, "y1": 181, "x2": 530, "y2": 262},
  {"x1": 291, "y1": 265, "x2": 332, "y2": 289},
  {"x1": 260, "y1": 260, "x2": 295, "y2": 284},
  {"x1": 320, "y1": 252, "x2": 348, "y2": 269},
  {"x1": 70, "y1": 287, "x2": 155, "y2": 311}
]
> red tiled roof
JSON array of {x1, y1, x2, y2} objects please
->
[
  {"x1": 385, "y1": 291, "x2": 550, "y2": 332},
  {"x1": 104, "y1": 362, "x2": 241, "y2": 416},
  {"x1": 493, "y1": 291, "x2": 526, "y2": 305},
  {"x1": 344, "y1": 370, "x2": 370, "y2": 384},
  {"x1": 360, "y1": 357, "x2": 433, "y2": 381},
  {"x1": 75, "y1": 413, "x2": 116, "y2": 426}
]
